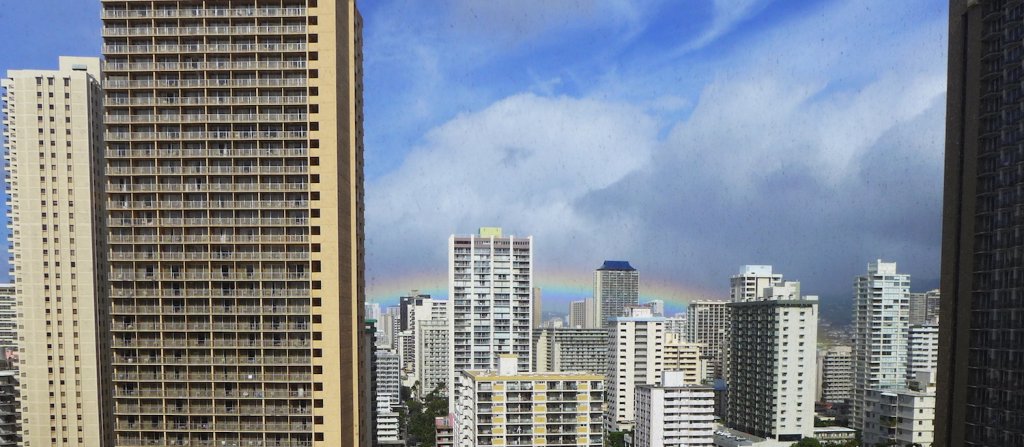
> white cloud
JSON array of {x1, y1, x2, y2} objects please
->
[
  {"x1": 675, "y1": 0, "x2": 774, "y2": 53},
  {"x1": 366, "y1": 94, "x2": 660, "y2": 297}
]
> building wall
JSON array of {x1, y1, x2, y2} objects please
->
[
  {"x1": 907, "y1": 324, "x2": 938, "y2": 381},
  {"x1": 100, "y1": 1, "x2": 366, "y2": 444},
  {"x1": 4, "y1": 56, "x2": 112, "y2": 447}
]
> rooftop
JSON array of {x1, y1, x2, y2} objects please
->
[{"x1": 598, "y1": 260, "x2": 635, "y2": 271}]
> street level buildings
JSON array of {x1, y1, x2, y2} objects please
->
[
  {"x1": 3, "y1": 56, "x2": 113, "y2": 447},
  {"x1": 606, "y1": 307, "x2": 665, "y2": 432},
  {"x1": 852, "y1": 261, "x2": 910, "y2": 434},
  {"x1": 448, "y1": 227, "x2": 533, "y2": 409},
  {"x1": 595, "y1": 260, "x2": 639, "y2": 328},
  {"x1": 101, "y1": 1, "x2": 368, "y2": 444},
  {"x1": 633, "y1": 371, "x2": 715, "y2": 447},
  {"x1": 453, "y1": 355, "x2": 603, "y2": 447},
  {"x1": 727, "y1": 276, "x2": 818, "y2": 443}
]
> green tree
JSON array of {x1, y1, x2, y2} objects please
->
[
  {"x1": 791, "y1": 438, "x2": 822, "y2": 447},
  {"x1": 403, "y1": 384, "x2": 448, "y2": 446}
]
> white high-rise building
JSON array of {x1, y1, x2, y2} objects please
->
[
  {"x1": 448, "y1": 227, "x2": 533, "y2": 410},
  {"x1": 453, "y1": 355, "x2": 604, "y2": 447},
  {"x1": 606, "y1": 307, "x2": 665, "y2": 432},
  {"x1": 646, "y1": 299, "x2": 665, "y2": 317},
  {"x1": 379, "y1": 305, "x2": 401, "y2": 350},
  {"x1": 730, "y1": 265, "x2": 783, "y2": 303},
  {"x1": 907, "y1": 324, "x2": 939, "y2": 381},
  {"x1": 686, "y1": 300, "x2": 731, "y2": 380},
  {"x1": 852, "y1": 260, "x2": 910, "y2": 432},
  {"x1": 663, "y1": 333, "x2": 707, "y2": 385},
  {"x1": 595, "y1": 260, "x2": 639, "y2": 327},
  {"x1": 365, "y1": 302, "x2": 382, "y2": 321},
  {"x1": 374, "y1": 350, "x2": 402, "y2": 442},
  {"x1": 416, "y1": 317, "x2": 450, "y2": 397},
  {"x1": 665, "y1": 313, "x2": 688, "y2": 341},
  {"x1": 727, "y1": 274, "x2": 818, "y2": 443},
  {"x1": 568, "y1": 299, "x2": 589, "y2": 328},
  {"x1": 817, "y1": 345, "x2": 854, "y2": 404},
  {"x1": 532, "y1": 327, "x2": 608, "y2": 375},
  {"x1": 634, "y1": 372, "x2": 715, "y2": 447}
]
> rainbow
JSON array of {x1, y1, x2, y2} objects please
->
[{"x1": 367, "y1": 265, "x2": 722, "y2": 316}]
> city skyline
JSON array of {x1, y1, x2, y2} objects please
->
[{"x1": 0, "y1": 0, "x2": 949, "y2": 318}]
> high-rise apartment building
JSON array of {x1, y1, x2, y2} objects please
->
[
  {"x1": 852, "y1": 261, "x2": 910, "y2": 433},
  {"x1": 448, "y1": 227, "x2": 533, "y2": 410},
  {"x1": 453, "y1": 355, "x2": 603, "y2": 447},
  {"x1": 0, "y1": 285, "x2": 15, "y2": 347},
  {"x1": 532, "y1": 327, "x2": 608, "y2": 375},
  {"x1": 633, "y1": 372, "x2": 715, "y2": 447},
  {"x1": 415, "y1": 318, "x2": 450, "y2": 397},
  {"x1": 940, "y1": 5, "x2": 1024, "y2": 444},
  {"x1": 686, "y1": 300, "x2": 730, "y2": 381},
  {"x1": 100, "y1": 1, "x2": 367, "y2": 445},
  {"x1": 909, "y1": 289, "x2": 940, "y2": 325},
  {"x1": 595, "y1": 260, "x2": 638, "y2": 328},
  {"x1": 568, "y1": 299, "x2": 588, "y2": 328},
  {"x1": 605, "y1": 307, "x2": 665, "y2": 433},
  {"x1": 729, "y1": 265, "x2": 782, "y2": 303},
  {"x1": 817, "y1": 346, "x2": 853, "y2": 404},
  {"x1": 401, "y1": 297, "x2": 446, "y2": 381},
  {"x1": 907, "y1": 324, "x2": 939, "y2": 382},
  {"x1": 665, "y1": 313, "x2": 687, "y2": 341},
  {"x1": 727, "y1": 276, "x2": 818, "y2": 443},
  {"x1": 398, "y1": 292, "x2": 430, "y2": 332},
  {"x1": 3, "y1": 56, "x2": 113, "y2": 447},
  {"x1": 373, "y1": 350, "x2": 401, "y2": 442},
  {"x1": 662, "y1": 333, "x2": 707, "y2": 385}
]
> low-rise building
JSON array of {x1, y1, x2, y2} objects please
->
[{"x1": 453, "y1": 355, "x2": 604, "y2": 447}]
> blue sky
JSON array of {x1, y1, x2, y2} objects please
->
[{"x1": 1, "y1": 0, "x2": 949, "y2": 321}]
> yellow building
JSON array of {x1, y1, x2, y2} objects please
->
[
  {"x1": 101, "y1": 0, "x2": 366, "y2": 445},
  {"x1": 3, "y1": 56, "x2": 113, "y2": 447},
  {"x1": 454, "y1": 355, "x2": 603, "y2": 447},
  {"x1": 663, "y1": 333, "x2": 708, "y2": 385}
]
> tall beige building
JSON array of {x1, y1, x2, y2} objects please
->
[
  {"x1": 3, "y1": 56, "x2": 113, "y2": 447},
  {"x1": 100, "y1": 1, "x2": 366, "y2": 446}
]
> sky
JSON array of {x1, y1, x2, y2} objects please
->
[{"x1": 0, "y1": 0, "x2": 949, "y2": 322}]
